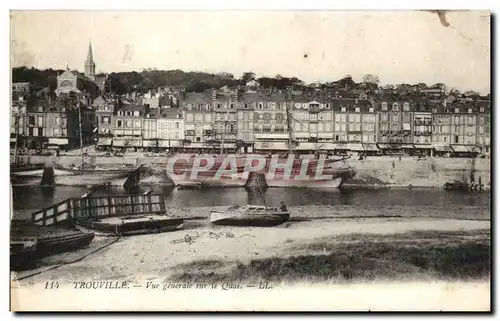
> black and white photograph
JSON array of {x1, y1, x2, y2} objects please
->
[{"x1": 8, "y1": 8, "x2": 491, "y2": 311}]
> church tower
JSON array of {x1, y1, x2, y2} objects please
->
[{"x1": 84, "y1": 41, "x2": 96, "y2": 81}]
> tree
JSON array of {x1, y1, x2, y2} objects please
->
[
  {"x1": 241, "y1": 72, "x2": 256, "y2": 84},
  {"x1": 362, "y1": 74, "x2": 380, "y2": 85}
]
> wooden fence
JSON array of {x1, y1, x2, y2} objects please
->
[{"x1": 31, "y1": 194, "x2": 166, "y2": 226}]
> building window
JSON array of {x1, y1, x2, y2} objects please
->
[
  {"x1": 369, "y1": 107, "x2": 374, "y2": 113},
  {"x1": 117, "y1": 120, "x2": 122, "y2": 127},
  {"x1": 341, "y1": 107, "x2": 346, "y2": 112},
  {"x1": 480, "y1": 107, "x2": 485, "y2": 112},
  {"x1": 468, "y1": 108, "x2": 472, "y2": 114},
  {"x1": 134, "y1": 111, "x2": 140, "y2": 116},
  {"x1": 432, "y1": 108, "x2": 437, "y2": 113},
  {"x1": 355, "y1": 107, "x2": 360, "y2": 112},
  {"x1": 454, "y1": 108, "x2": 459, "y2": 113},
  {"x1": 244, "y1": 104, "x2": 248, "y2": 109}
]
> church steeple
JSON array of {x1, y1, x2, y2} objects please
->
[{"x1": 84, "y1": 41, "x2": 96, "y2": 81}]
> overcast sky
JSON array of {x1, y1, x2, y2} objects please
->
[{"x1": 10, "y1": 10, "x2": 490, "y2": 93}]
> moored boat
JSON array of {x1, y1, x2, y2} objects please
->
[
  {"x1": 209, "y1": 204, "x2": 290, "y2": 227},
  {"x1": 75, "y1": 214, "x2": 184, "y2": 236}
]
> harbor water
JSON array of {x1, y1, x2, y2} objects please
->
[{"x1": 11, "y1": 185, "x2": 491, "y2": 221}]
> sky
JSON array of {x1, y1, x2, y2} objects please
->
[{"x1": 10, "y1": 10, "x2": 491, "y2": 94}]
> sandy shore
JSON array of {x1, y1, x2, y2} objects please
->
[{"x1": 12, "y1": 216, "x2": 490, "y2": 286}]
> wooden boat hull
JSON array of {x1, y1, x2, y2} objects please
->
[
  {"x1": 10, "y1": 237, "x2": 38, "y2": 270},
  {"x1": 209, "y1": 211, "x2": 290, "y2": 227},
  {"x1": 10, "y1": 232, "x2": 95, "y2": 270},
  {"x1": 36, "y1": 232, "x2": 95, "y2": 257},
  {"x1": 77, "y1": 215, "x2": 184, "y2": 236}
]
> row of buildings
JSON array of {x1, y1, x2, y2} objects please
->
[
  {"x1": 11, "y1": 86, "x2": 490, "y2": 157},
  {"x1": 10, "y1": 43, "x2": 491, "y2": 157}
]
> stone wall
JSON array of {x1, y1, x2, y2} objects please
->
[
  {"x1": 346, "y1": 156, "x2": 490, "y2": 188},
  {"x1": 14, "y1": 155, "x2": 491, "y2": 188}
]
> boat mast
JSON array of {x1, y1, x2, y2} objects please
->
[
  {"x1": 78, "y1": 95, "x2": 84, "y2": 168},
  {"x1": 13, "y1": 113, "x2": 19, "y2": 166},
  {"x1": 285, "y1": 98, "x2": 294, "y2": 155},
  {"x1": 220, "y1": 96, "x2": 231, "y2": 157}
]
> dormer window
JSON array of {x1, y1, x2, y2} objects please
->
[
  {"x1": 403, "y1": 102, "x2": 410, "y2": 111},
  {"x1": 381, "y1": 102, "x2": 388, "y2": 111},
  {"x1": 392, "y1": 103, "x2": 399, "y2": 111},
  {"x1": 217, "y1": 104, "x2": 221, "y2": 109},
  {"x1": 480, "y1": 107, "x2": 484, "y2": 112},
  {"x1": 341, "y1": 107, "x2": 346, "y2": 113},
  {"x1": 230, "y1": 104, "x2": 235, "y2": 109},
  {"x1": 244, "y1": 104, "x2": 248, "y2": 109},
  {"x1": 61, "y1": 107, "x2": 66, "y2": 112},
  {"x1": 325, "y1": 104, "x2": 331, "y2": 109},
  {"x1": 355, "y1": 107, "x2": 360, "y2": 113},
  {"x1": 38, "y1": 106, "x2": 43, "y2": 112},
  {"x1": 468, "y1": 108, "x2": 472, "y2": 114},
  {"x1": 134, "y1": 111, "x2": 140, "y2": 117},
  {"x1": 369, "y1": 107, "x2": 374, "y2": 113},
  {"x1": 432, "y1": 108, "x2": 437, "y2": 113},
  {"x1": 455, "y1": 108, "x2": 459, "y2": 113}
]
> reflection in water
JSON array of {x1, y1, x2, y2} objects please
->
[{"x1": 11, "y1": 184, "x2": 491, "y2": 212}]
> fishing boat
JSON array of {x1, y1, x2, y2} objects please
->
[
  {"x1": 209, "y1": 204, "x2": 290, "y2": 227},
  {"x1": 76, "y1": 215, "x2": 184, "y2": 236},
  {"x1": 166, "y1": 97, "x2": 355, "y2": 189}
]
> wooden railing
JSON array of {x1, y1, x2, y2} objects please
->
[{"x1": 31, "y1": 194, "x2": 166, "y2": 226}]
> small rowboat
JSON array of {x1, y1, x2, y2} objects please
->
[
  {"x1": 76, "y1": 214, "x2": 184, "y2": 236},
  {"x1": 36, "y1": 231, "x2": 95, "y2": 257},
  {"x1": 10, "y1": 230, "x2": 95, "y2": 270},
  {"x1": 209, "y1": 205, "x2": 290, "y2": 227}
]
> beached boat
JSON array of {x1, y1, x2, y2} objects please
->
[
  {"x1": 10, "y1": 237, "x2": 38, "y2": 269},
  {"x1": 10, "y1": 221, "x2": 95, "y2": 270},
  {"x1": 209, "y1": 204, "x2": 290, "y2": 227},
  {"x1": 75, "y1": 214, "x2": 184, "y2": 236},
  {"x1": 36, "y1": 231, "x2": 95, "y2": 256}
]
